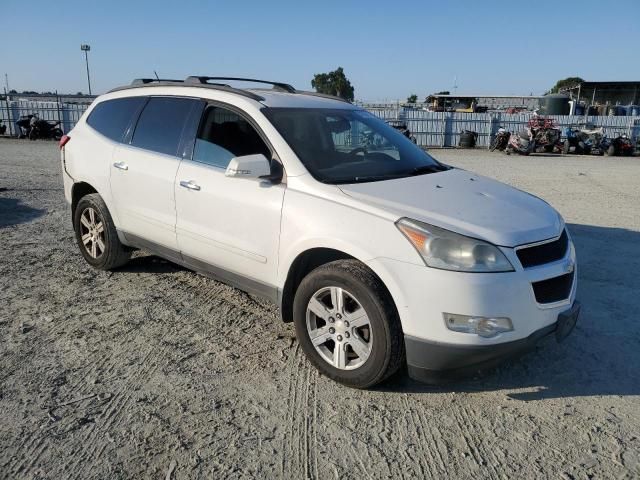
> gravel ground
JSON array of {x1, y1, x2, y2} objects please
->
[{"x1": 1, "y1": 138, "x2": 639, "y2": 479}]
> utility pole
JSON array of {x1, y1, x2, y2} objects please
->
[
  {"x1": 80, "y1": 44, "x2": 92, "y2": 95},
  {"x1": 4, "y1": 73, "x2": 8, "y2": 92}
]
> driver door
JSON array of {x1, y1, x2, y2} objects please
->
[{"x1": 175, "y1": 104, "x2": 286, "y2": 297}]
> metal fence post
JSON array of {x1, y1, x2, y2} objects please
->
[
  {"x1": 55, "y1": 90, "x2": 63, "y2": 134},
  {"x1": 487, "y1": 115, "x2": 495, "y2": 150},
  {"x1": 2, "y1": 87, "x2": 13, "y2": 136}
]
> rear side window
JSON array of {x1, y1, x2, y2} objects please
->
[
  {"x1": 86, "y1": 97, "x2": 146, "y2": 142},
  {"x1": 131, "y1": 97, "x2": 196, "y2": 156}
]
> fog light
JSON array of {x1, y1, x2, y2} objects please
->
[{"x1": 443, "y1": 313, "x2": 513, "y2": 338}]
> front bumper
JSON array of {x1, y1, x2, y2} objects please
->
[{"x1": 405, "y1": 301, "x2": 580, "y2": 383}]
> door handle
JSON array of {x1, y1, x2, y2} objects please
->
[
  {"x1": 179, "y1": 180, "x2": 201, "y2": 191},
  {"x1": 113, "y1": 161, "x2": 128, "y2": 171}
]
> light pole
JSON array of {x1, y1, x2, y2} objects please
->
[{"x1": 80, "y1": 44, "x2": 92, "y2": 95}]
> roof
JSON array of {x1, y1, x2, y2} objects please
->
[
  {"x1": 248, "y1": 89, "x2": 355, "y2": 108},
  {"x1": 429, "y1": 94, "x2": 544, "y2": 99},
  {"x1": 107, "y1": 77, "x2": 355, "y2": 109},
  {"x1": 559, "y1": 81, "x2": 640, "y2": 90}
]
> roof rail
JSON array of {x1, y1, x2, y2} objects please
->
[
  {"x1": 109, "y1": 77, "x2": 351, "y2": 105},
  {"x1": 295, "y1": 90, "x2": 351, "y2": 104},
  {"x1": 131, "y1": 78, "x2": 183, "y2": 85},
  {"x1": 185, "y1": 76, "x2": 296, "y2": 93}
]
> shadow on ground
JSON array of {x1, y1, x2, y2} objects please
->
[
  {"x1": 380, "y1": 223, "x2": 640, "y2": 400},
  {"x1": 116, "y1": 254, "x2": 187, "y2": 274},
  {"x1": 88, "y1": 221, "x2": 640, "y2": 400},
  {"x1": 0, "y1": 196, "x2": 46, "y2": 228}
]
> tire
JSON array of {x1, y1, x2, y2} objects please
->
[
  {"x1": 52, "y1": 128, "x2": 63, "y2": 141},
  {"x1": 293, "y1": 260, "x2": 404, "y2": 389},
  {"x1": 73, "y1": 193, "x2": 131, "y2": 270},
  {"x1": 563, "y1": 140, "x2": 571, "y2": 154},
  {"x1": 544, "y1": 145, "x2": 554, "y2": 153},
  {"x1": 606, "y1": 145, "x2": 615, "y2": 156}
]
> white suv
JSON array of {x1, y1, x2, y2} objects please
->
[{"x1": 60, "y1": 76, "x2": 579, "y2": 388}]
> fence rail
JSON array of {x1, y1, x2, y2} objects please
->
[{"x1": 2, "y1": 96, "x2": 639, "y2": 148}]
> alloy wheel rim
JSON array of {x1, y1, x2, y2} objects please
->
[
  {"x1": 305, "y1": 286, "x2": 373, "y2": 370},
  {"x1": 79, "y1": 207, "x2": 105, "y2": 259}
]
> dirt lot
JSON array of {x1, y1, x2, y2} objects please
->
[{"x1": 1, "y1": 138, "x2": 639, "y2": 479}]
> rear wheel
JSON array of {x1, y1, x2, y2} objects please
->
[
  {"x1": 606, "y1": 145, "x2": 615, "y2": 156},
  {"x1": 563, "y1": 140, "x2": 571, "y2": 154},
  {"x1": 73, "y1": 193, "x2": 131, "y2": 270},
  {"x1": 293, "y1": 260, "x2": 404, "y2": 388}
]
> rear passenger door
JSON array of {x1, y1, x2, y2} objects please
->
[
  {"x1": 110, "y1": 96, "x2": 202, "y2": 251},
  {"x1": 174, "y1": 103, "x2": 286, "y2": 295}
]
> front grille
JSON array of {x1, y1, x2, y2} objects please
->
[
  {"x1": 532, "y1": 272, "x2": 574, "y2": 304},
  {"x1": 517, "y1": 230, "x2": 568, "y2": 268}
]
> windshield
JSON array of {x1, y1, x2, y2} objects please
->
[{"x1": 264, "y1": 108, "x2": 447, "y2": 184}]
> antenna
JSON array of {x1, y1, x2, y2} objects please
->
[
  {"x1": 453, "y1": 75, "x2": 458, "y2": 94},
  {"x1": 154, "y1": 71, "x2": 160, "y2": 81}
]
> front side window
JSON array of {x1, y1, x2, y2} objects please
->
[
  {"x1": 86, "y1": 97, "x2": 146, "y2": 142},
  {"x1": 264, "y1": 108, "x2": 446, "y2": 184},
  {"x1": 131, "y1": 97, "x2": 196, "y2": 156},
  {"x1": 192, "y1": 105, "x2": 271, "y2": 168}
]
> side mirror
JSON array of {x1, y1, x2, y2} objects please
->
[{"x1": 225, "y1": 154, "x2": 271, "y2": 179}]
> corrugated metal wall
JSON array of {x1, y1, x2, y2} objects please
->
[
  {"x1": 0, "y1": 99, "x2": 89, "y2": 136},
  {"x1": 366, "y1": 108, "x2": 640, "y2": 147}
]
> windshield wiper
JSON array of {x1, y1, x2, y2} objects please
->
[
  {"x1": 409, "y1": 164, "x2": 449, "y2": 176},
  {"x1": 331, "y1": 173, "x2": 408, "y2": 184}
]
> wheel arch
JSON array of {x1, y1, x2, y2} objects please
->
[
  {"x1": 71, "y1": 181, "x2": 98, "y2": 228},
  {"x1": 279, "y1": 247, "x2": 400, "y2": 325}
]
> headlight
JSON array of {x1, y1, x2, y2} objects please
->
[{"x1": 396, "y1": 218, "x2": 514, "y2": 272}]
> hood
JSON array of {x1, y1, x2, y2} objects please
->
[{"x1": 338, "y1": 168, "x2": 562, "y2": 247}]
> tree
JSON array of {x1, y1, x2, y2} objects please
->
[
  {"x1": 546, "y1": 77, "x2": 584, "y2": 95},
  {"x1": 311, "y1": 67, "x2": 354, "y2": 102},
  {"x1": 406, "y1": 94, "x2": 418, "y2": 103},
  {"x1": 8, "y1": 89, "x2": 17, "y2": 94}
]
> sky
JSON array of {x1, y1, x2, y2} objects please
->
[{"x1": 2, "y1": 0, "x2": 639, "y2": 101}]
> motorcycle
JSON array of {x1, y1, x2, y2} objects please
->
[
  {"x1": 16, "y1": 114, "x2": 35, "y2": 138},
  {"x1": 490, "y1": 127, "x2": 511, "y2": 151},
  {"x1": 0, "y1": 119, "x2": 6, "y2": 135},
  {"x1": 505, "y1": 129, "x2": 535, "y2": 155},
  {"x1": 528, "y1": 117, "x2": 561, "y2": 153},
  {"x1": 28, "y1": 119, "x2": 63, "y2": 141},
  {"x1": 562, "y1": 126, "x2": 605, "y2": 155},
  {"x1": 602, "y1": 134, "x2": 635, "y2": 156}
]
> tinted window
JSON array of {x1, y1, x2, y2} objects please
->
[
  {"x1": 86, "y1": 97, "x2": 146, "y2": 142},
  {"x1": 192, "y1": 106, "x2": 270, "y2": 168},
  {"x1": 131, "y1": 97, "x2": 196, "y2": 156}
]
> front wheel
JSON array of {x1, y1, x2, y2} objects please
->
[
  {"x1": 73, "y1": 193, "x2": 131, "y2": 270},
  {"x1": 293, "y1": 260, "x2": 404, "y2": 388},
  {"x1": 605, "y1": 145, "x2": 615, "y2": 156}
]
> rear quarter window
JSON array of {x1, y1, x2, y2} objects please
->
[{"x1": 86, "y1": 97, "x2": 146, "y2": 142}]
